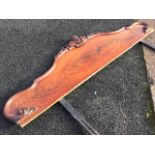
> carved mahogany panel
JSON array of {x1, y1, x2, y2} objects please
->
[{"x1": 4, "y1": 22, "x2": 153, "y2": 127}]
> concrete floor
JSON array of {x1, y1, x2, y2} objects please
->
[{"x1": 0, "y1": 19, "x2": 154, "y2": 134}]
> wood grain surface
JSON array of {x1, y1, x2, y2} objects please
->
[{"x1": 3, "y1": 22, "x2": 153, "y2": 127}]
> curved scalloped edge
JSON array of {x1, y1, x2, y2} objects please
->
[
  {"x1": 3, "y1": 21, "x2": 153, "y2": 126},
  {"x1": 4, "y1": 22, "x2": 153, "y2": 111},
  {"x1": 34, "y1": 21, "x2": 152, "y2": 85},
  {"x1": 55, "y1": 21, "x2": 150, "y2": 58}
]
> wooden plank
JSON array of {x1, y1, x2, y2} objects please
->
[{"x1": 3, "y1": 22, "x2": 153, "y2": 127}]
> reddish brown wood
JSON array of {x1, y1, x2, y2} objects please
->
[{"x1": 3, "y1": 22, "x2": 153, "y2": 127}]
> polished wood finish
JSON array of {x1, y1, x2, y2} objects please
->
[{"x1": 3, "y1": 22, "x2": 153, "y2": 127}]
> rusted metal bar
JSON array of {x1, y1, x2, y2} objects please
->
[
  {"x1": 141, "y1": 40, "x2": 155, "y2": 51},
  {"x1": 59, "y1": 99, "x2": 100, "y2": 135}
]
